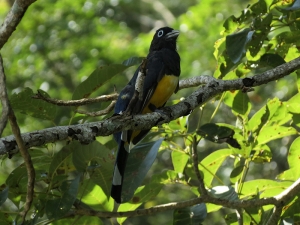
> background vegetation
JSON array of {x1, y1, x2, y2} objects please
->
[{"x1": 0, "y1": 0, "x2": 299, "y2": 224}]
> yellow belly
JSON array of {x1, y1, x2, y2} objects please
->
[
  {"x1": 142, "y1": 75, "x2": 179, "y2": 114},
  {"x1": 129, "y1": 75, "x2": 178, "y2": 145}
]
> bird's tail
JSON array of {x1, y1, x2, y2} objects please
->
[{"x1": 111, "y1": 139, "x2": 129, "y2": 203}]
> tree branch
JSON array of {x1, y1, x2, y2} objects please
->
[
  {"x1": 0, "y1": 56, "x2": 299, "y2": 155},
  {"x1": 0, "y1": 55, "x2": 9, "y2": 136},
  {"x1": 0, "y1": 55, "x2": 35, "y2": 222},
  {"x1": 32, "y1": 91, "x2": 118, "y2": 106},
  {"x1": 0, "y1": 0, "x2": 37, "y2": 49}
]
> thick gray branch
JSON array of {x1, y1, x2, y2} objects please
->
[{"x1": 0, "y1": 56, "x2": 300, "y2": 155}]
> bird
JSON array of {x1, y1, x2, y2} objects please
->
[{"x1": 111, "y1": 27, "x2": 180, "y2": 203}]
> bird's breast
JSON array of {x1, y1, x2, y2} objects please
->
[{"x1": 143, "y1": 74, "x2": 179, "y2": 114}]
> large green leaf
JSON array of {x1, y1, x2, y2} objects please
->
[
  {"x1": 200, "y1": 149, "x2": 232, "y2": 187},
  {"x1": 256, "y1": 125, "x2": 297, "y2": 145},
  {"x1": 224, "y1": 90, "x2": 251, "y2": 118},
  {"x1": 0, "y1": 186, "x2": 8, "y2": 206},
  {"x1": 240, "y1": 179, "x2": 293, "y2": 199},
  {"x1": 278, "y1": 137, "x2": 300, "y2": 180},
  {"x1": 45, "y1": 175, "x2": 80, "y2": 220},
  {"x1": 72, "y1": 57, "x2": 143, "y2": 100},
  {"x1": 0, "y1": 212, "x2": 13, "y2": 225},
  {"x1": 10, "y1": 87, "x2": 56, "y2": 121},
  {"x1": 173, "y1": 203, "x2": 207, "y2": 225},
  {"x1": 48, "y1": 145, "x2": 74, "y2": 178},
  {"x1": 226, "y1": 28, "x2": 254, "y2": 64},
  {"x1": 198, "y1": 123, "x2": 241, "y2": 149},
  {"x1": 77, "y1": 180, "x2": 114, "y2": 211},
  {"x1": 281, "y1": 195, "x2": 300, "y2": 222},
  {"x1": 171, "y1": 151, "x2": 189, "y2": 173},
  {"x1": 187, "y1": 107, "x2": 202, "y2": 133},
  {"x1": 287, "y1": 93, "x2": 300, "y2": 114},
  {"x1": 121, "y1": 139, "x2": 163, "y2": 203}
]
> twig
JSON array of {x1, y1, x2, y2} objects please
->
[
  {"x1": 0, "y1": 55, "x2": 9, "y2": 136},
  {"x1": 75, "y1": 100, "x2": 116, "y2": 116},
  {"x1": 192, "y1": 135, "x2": 207, "y2": 195},
  {"x1": 0, "y1": 0, "x2": 37, "y2": 49},
  {"x1": 33, "y1": 91, "x2": 118, "y2": 106},
  {"x1": 236, "y1": 209, "x2": 243, "y2": 225},
  {"x1": 0, "y1": 57, "x2": 35, "y2": 222},
  {"x1": 265, "y1": 205, "x2": 283, "y2": 225}
]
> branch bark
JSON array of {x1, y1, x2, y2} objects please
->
[
  {"x1": 0, "y1": 0, "x2": 37, "y2": 49},
  {"x1": 0, "y1": 56, "x2": 299, "y2": 155}
]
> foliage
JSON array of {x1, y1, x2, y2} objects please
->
[{"x1": 0, "y1": 0, "x2": 300, "y2": 224}]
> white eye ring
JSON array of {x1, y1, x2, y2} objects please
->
[{"x1": 157, "y1": 30, "x2": 164, "y2": 37}]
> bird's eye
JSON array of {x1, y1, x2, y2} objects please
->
[{"x1": 157, "y1": 30, "x2": 164, "y2": 37}]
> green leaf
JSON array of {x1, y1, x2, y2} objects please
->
[
  {"x1": 198, "y1": 123, "x2": 241, "y2": 149},
  {"x1": 77, "y1": 141, "x2": 114, "y2": 198},
  {"x1": 10, "y1": 87, "x2": 56, "y2": 121},
  {"x1": 224, "y1": 90, "x2": 251, "y2": 118},
  {"x1": 72, "y1": 62, "x2": 139, "y2": 100},
  {"x1": 226, "y1": 28, "x2": 254, "y2": 64},
  {"x1": 287, "y1": 93, "x2": 300, "y2": 114},
  {"x1": 230, "y1": 164, "x2": 244, "y2": 184},
  {"x1": 208, "y1": 186, "x2": 238, "y2": 200},
  {"x1": 0, "y1": 212, "x2": 13, "y2": 225},
  {"x1": 173, "y1": 203, "x2": 207, "y2": 225},
  {"x1": 72, "y1": 64, "x2": 124, "y2": 99},
  {"x1": 51, "y1": 215, "x2": 103, "y2": 225},
  {"x1": 240, "y1": 179, "x2": 293, "y2": 199},
  {"x1": 78, "y1": 180, "x2": 114, "y2": 211},
  {"x1": 0, "y1": 186, "x2": 8, "y2": 206},
  {"x1": 278, "y1": 137, "x2": 300, "y2": 180},
  {"x1": 200, "y1": 149, "x2": 232, "y2": 187},
  {"x1": 171, "y1": 151, "x2": 189, "y2": 173},
  {"x1": 257, "y1": 125, "x2": 297, "y2": 145},
  {"x1": 225, "y1": 212, "x2": 253, "y2": 225},
  {"x1": 121, "y1": 139, "x2": 163, "y2": 203},
  {"x1": 72, "y1": 141, "x2": 111, "y2": 172},
  {"x1": 259, "y1": 53, "x2": 286, "y2": 68},
  {"x1": 250, "y1": 0, "x2": 267, "y2": 14},
  {"x1": 122, "y1": 56, "x2": 144, "y2": 67},
  {"x1": 281, "y1": 195, "x2": 300, "y2": 223},
  {"x1": 45, "y1": 175, "x2": 80, "y2": 219},
  {"x1": 49, "y1": 145, "x2": 74, "y2": 177},
  {"x1": 187, "y1": 107, "x2": 202, "y2": 133}
]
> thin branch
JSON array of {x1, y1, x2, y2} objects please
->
[
  {"x1": 0, "y1": 0, "x2": 37, "y2": 49},
  {"x1": 0, "y1": 56, "x2": 300, "y2": 154},
  {"x1": 265, "y1": 205, "x2": 283, "y2": 225},
  {"x1": 236, "y1": 209, "x2": 243, "y2": 225},
  {"x1": 192, "y1": 135, "x2": 207, "y2": 195},
  {"x1": 75, "y1": 100, "x2": 116, "y2": 116},
  {"x1": 33, "y1": 91, "x2": 118, "y2": 106},
  {"x1": 1, "y1": 64, "x2": 35, "y2": 222},
  {"x1": 72, "y1": 192, "x2": 279, "y2": 218},
  {"x1": 0, "y1": 55, "x2": 9, "y2": 136}
]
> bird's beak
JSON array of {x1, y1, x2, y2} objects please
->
[{"x1": 165, "y1": 30, "x2": 180, "y2": 39}]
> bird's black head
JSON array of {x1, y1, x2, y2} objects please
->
[{"x1": 149, "y1": 27, "x2": 179, "y2": 52}]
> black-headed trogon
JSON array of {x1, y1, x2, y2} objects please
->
[{"x1": 111, "y1": 27, "x2": 180, "y2": 203}]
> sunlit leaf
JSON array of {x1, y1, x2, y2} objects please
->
[
  {"x1": 200, "y1": 149, "x2": 232, "y2": 187},
  {"x1": 172, "y1": 151, "x2": 189, "y2": 173},
  {"x1": 78, "y1": 180, "x2": 114, "y2": 211}
]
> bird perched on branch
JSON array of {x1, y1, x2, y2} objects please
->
[{"x1": 111, "y1": 27, "x2": 181, "y2": 203}]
